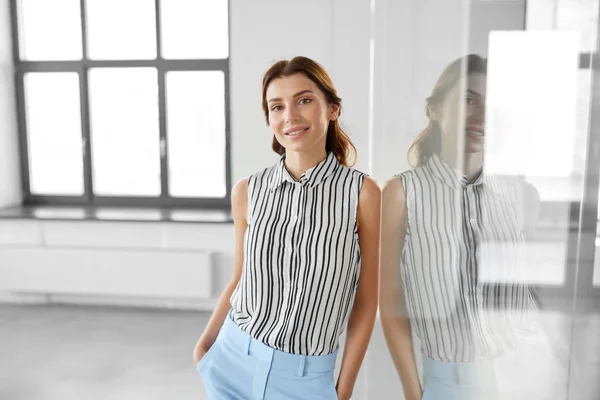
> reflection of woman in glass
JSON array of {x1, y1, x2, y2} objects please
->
[
  {"x1": 193, "y1": 56, "x2": 381, "y2": 400},
  {"x1": 380, "y1": 54, "x2": 539, "y2": 400}
]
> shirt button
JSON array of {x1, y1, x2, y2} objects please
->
[
  {"x1": 475, "y1": 251, "x2": 481, "y2": 258},
  {"x1": 470, "y1": 218, "x2": 476, "y2": 224},
  {"x1": 291, "y1": 215, "x2": 297, "y2": 222},
  {"x1": 287, "y1": 246, "x2": 293, "y2": 252},
  {"x1": 476, "y1": 287, "x2": 483, "y2": 294}
]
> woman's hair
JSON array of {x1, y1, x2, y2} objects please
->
[
  {"x1": 261, "y1": 56, "x2": 357, "y2": 167},
  {"x1": 407, "y1": 54, "x2": 487, "y2": 167}
]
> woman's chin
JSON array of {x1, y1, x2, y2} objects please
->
[
  {"x1": 283, "y1": 139, "x2": 319, "y2": 153},
  {"x1": 465, "y1": 142, "x2": 484, "y2": 154}
]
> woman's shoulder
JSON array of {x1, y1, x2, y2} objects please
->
[
  {"x1": 396, "y1": 164, "x2": 427, "y2": 180},
  {"x1": 339, "y1": 164, "x2": 368, "y2": 179},
  {"x1": 247, "y1": 164, "x2": 279, "y2": 186},
  {"x1": 353, "y1": 174, "x2": 381, "y2": 197},
  {"x1": 382, "y1": 175, "x2": 405, "y2": 202},
  {"x1": 519, "y1": 180, "x2": 540, "y2": 203},
  {"x1": 381, "y1": 166, "x2": 428, "y2": 202}
]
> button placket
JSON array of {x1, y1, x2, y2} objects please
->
[
  {"x1": 285, "y1": 184, "x2": 303, "y2": 292},
  {"x1": 464, "y1": 185, "x2": 482, "y2": 297}
]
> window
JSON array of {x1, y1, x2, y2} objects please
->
[
  {"x1": 524, "y1": 0, "x2": 597, "y2": 205},
  {"x1": 484, "y1": 0, "x2": 598, "y2": 288},
  {"x1": 10, "y1": 0, "x2": 231, "y2": 208},
  {"x1": 527, "y1": 0, "x2": 599, "y2": 53}
]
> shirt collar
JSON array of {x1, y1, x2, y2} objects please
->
[
  {"x1": 426, "y1": 153, "x2": 485, "y2": 188},
  {"x1": 269, "y1": 152, "x2": 340, "y2": 192}
]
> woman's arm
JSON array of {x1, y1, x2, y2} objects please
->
[
  {"x1": 379, "y1": 177, "x2": 422, "y2": 400},
  {"x1": 192, "y1": 178, "x2": 248, "y2": 365},
  {"x1": 336, "y1": 176, "x2": 381, "y2": 400}
]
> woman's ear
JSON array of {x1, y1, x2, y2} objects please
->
[{"x1": 330, "y1": 103, "x2": 340, "y2": 120}]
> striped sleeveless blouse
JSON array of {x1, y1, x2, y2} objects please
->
[
  {"x1": 230, "y1": 152, "x2": 367, "y2": 356},
  {"x1": 399, "y1": 153, "x2": 538, "y2": 362}
]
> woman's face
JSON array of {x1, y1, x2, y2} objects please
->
[
  {"x1": 431, "y1": 72, "x2": 486, "y2": 154},
  {"x1": 266, "y1": 73, "x2": 339, "y2": 154}
]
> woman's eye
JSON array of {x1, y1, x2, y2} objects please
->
[
  {"x1": 466, "y1": 97, "x2": 475, "y2": 105},
  {"x1": 271, "y1": 105, "x2": 282, "y2": 112},
  {"x1": 299, "y1": 98, "x2": 311, "y2": 105}
]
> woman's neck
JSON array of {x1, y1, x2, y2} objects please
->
[
  {"x1": 439, "y1": 147, "x2": 483, "y2": 182},
  {"x1": 284, "y1": 149, "x2": 328, "y2": 181}
]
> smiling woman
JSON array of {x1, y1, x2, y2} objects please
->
[
  {"x1": 192, "y1": 56, "x2": 381, "y2": 400},
  {"x1": 261, "y1": 56, "x2": 357, "y2": 169}
]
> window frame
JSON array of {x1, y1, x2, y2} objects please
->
[{"x1": 9, "y1": 0, "x2": 232, "y2": 210}]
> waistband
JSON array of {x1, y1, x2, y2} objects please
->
[
  {"x1": 221, "y1": 313, "x2": 338, "y2": 375},
  {"x1": 422, "y1": 356, "x2": 496, "y2": 385}
]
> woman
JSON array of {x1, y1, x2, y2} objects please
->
[
  {"x1": 379, "y1": 54, "x2": 539, "y2": 400},
  {"x1": 193, "y1": 56, "x2": 381, "y2": 400}
]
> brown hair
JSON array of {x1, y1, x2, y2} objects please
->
[
  {"x1": 261, "y1": 56, "x2": 357, "y2": 167},
  {"x1": 407, "y1": 54, "x2": 487, "y2": 167}
]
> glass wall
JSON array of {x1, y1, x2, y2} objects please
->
[{"x1": 370, "y1": 1, "x2": 599, "y2": 399}]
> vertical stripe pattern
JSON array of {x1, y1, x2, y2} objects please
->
[
  {"x1": 230, "y1": 152, "x2": 366, "y2": 356},
  {"x1": 399, "y1": 153, "x2": 537, "y2": 362}
]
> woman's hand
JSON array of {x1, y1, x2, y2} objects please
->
[
  {"x1": 336, "y1": 384, "x2": 351, "y2": 400},
  {"x1": 192, "y1": 341, "x2": 211, "y2": 366}
]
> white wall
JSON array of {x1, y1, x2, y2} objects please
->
[
  {"x1": 229, "y1": 0, "x2": 372, "y2": 181},
  {"x1": 0, "y1": 0, "x2": 22, "y2": 209},
  {"x1": 0, "y1": 219, "x2": 233, "y2": 309}
]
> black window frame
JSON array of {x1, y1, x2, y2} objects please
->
[{"x1": 8, "y1": 0, "x2": 232, "y2": 210}]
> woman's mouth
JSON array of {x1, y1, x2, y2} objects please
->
[
  {"x1": 285, "y1": 127, "x2": 309, "y2": 138},
  {"x1": 466, "y1": 126, "x2": 484, "y2": 140}
]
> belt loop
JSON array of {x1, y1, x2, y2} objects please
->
[
  {"x1": 297, "y1": 355, "x2": 306, "y2": 377},
  {"x1": 454, "y1": 364, "x2": 460, "y2": 385},
  {"x1": 246, "y1": 335, "x2": 252, "y2": 355}
]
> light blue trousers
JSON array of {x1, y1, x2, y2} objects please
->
[
  {"x1": 196, "y1": 314, "x2": 339, "y2": 400},
  {"x1": 422, "y1": 356, "x2": 500, "y2": 400}
]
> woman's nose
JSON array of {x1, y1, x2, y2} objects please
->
[{"x1": 285, "y1": 107, "x2": 300, "y2": 123}]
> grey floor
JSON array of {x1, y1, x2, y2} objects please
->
[
  {"x1": 0, "y1": 304, "x2": 207, "y2": 400},
  {"x1": 0, "y1": 303, "x2": 598, "y2": 400}
]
